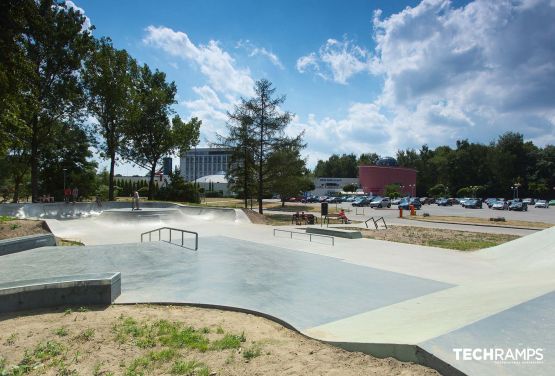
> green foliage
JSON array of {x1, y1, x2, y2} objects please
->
[
  {"x1": 170, "y1": 360, "x2": 210, "y2": 376},
  {"x1": 395, "y1": 133, "x2": 555, "y2": 198},
  {"x1": 428, "y1": 184, "x2": 448, "y2": 198},
  {"x1": 155, "y1": 169, "x2": 200, "y2": 203},
  {"x1": 384, "y1": 184, "x2": 401, "y2": 198},
  {"x1": 342, "y1": 183, "x2": 357, "y2": 192},
  {"x1": 210, "y1": 333, "x2": 245, "y2": 350},
  {"x1": 243, "y1": 343, "x2": 262, "y2": 360},
  {"x1": 216, "y1": 79, "x2": 302, "y2": 213},
  {"x1": 83, "y1": 37, "x2": 138, "y2": 201},
  {"x1": 267, "y1": 145, "x2": 312, "y2": 206},
  {"x1": 54, "y1": 327, "x2": 69, "y2": 337}
]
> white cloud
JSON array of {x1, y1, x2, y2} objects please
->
[
  {"x1": 372, "y1": 0, "x2": 555, "y2": 142},
  {"x1": 144, "y1": 26, "x2": 254, "y2": 97},
  {"x1": 65, "y1": 1, "x2": 91, "y2": 30},
  {"x1": 298, "y1": 0, "x2": 555, "y2": 162},
  {"x1": 236, "y1": 40, "x2": 284, "y2": 69},
  {"x1": 296, "y1": 38, "x2": 375, "y2": 84}
]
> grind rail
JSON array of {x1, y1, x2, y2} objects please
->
[
  {"x1": 364, "y1": 216, "x2": 388, "y2": 229},
  {"x1": 141, "y1": 227, "x2": 198, "y2": 251},
  {"x1": 273, "y1": 228, "x2": 334, "y2": 246}
]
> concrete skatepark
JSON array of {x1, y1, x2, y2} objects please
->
[{"x1": 1, "y1": 202, "x2": 554, "y2": 375}]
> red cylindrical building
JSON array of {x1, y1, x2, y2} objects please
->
[{"x1": 358, "y1": 165, "x2": 417, "y2": 196}]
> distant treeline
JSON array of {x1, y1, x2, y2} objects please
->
[{"x1": 313, "y1": 132, "x2": 555, "y2": 198}]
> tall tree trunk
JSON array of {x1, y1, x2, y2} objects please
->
[
  {"x1": 258, "y1": 118, "x2": 264, "y2": 215},
  {"x1": 31, "y1": 117, "x2": 39, "y2": 203},
  {"x1": 243, "y1": 148, "x2": 248, "y2": 209},
  {"x1": 108, "y1": 149, "x2": 116, "y2": 201},
  {"x1": 12, "y1": 177, "x2": 21, "y2": 203},
  {"x1": 148, "y1": 161, "x2": 157, "y2": 200}
]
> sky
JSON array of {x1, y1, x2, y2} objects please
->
[{"x1": 71, "y1": 0, "x2": 555, "y2": 175}]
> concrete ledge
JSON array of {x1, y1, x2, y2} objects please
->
[
  {"x1": 0, "y1": 272, "x2": 121, "y2": 314},
  {"x1": 307, "y1": 227, "x2": 363, "y2": 239},
  {"x1": 0, "y1": 234, "x2": 57, "y2": 256}
]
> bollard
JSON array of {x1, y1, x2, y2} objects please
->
[
  {"x1": 399, "y1": 207, "x2": 403, "y2": 218},
  {"x1": 410, "y1": 204, "x2": 416, "y2": 216}
]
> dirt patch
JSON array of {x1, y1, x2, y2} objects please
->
[
  {"x1": 0, "y1": 305, "x2": 438, "y2": 376},
  {"x1": 241, "y1": 209, "x2": 266, "y2": 224},
  {"x1": 0, "y1": 219, "x2": 51, "y2": 240},
  {"x1": 408, "y1": 215, "x2": 553, "y2": 229},
  {"x1": 352, "y1": 225, "x2": 519, "y2": 251}
]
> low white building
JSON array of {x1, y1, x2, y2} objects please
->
[
  {"x1": 194, "y1": 172, "x2": 230, "y2": 196},
  {"x1": 310, "y1": 177, "x2": 359, "y2": 196}
]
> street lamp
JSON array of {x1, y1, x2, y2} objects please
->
[
  {"x1": 63, "y1": 168, "x2": 67, "y2": 191},
  {"x1": 511, "y1": 183, "x2": 521, "y2": 199}
]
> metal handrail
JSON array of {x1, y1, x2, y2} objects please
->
[
  {"x1": 141, "y1": 227, "x2": 198, "y2": 251},
  {"x1": 364, "y1": 216, "x2": 387, "y2": 229},
  {"x1": 273, "y1": 228, "x2": 334, "y2": 246}
]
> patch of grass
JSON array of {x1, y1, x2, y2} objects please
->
[
  {"x1": 356, "y1": 225, "x2": 519, "y2": 251},
  {"x1": 54, "y1": 327, "x2": 69, "y2": 337},
  {"x1": 58, "y1": 238, "x2": 84, "y2": 246},
  {"x1": 264, "y1": 204, "x2": 313, "y2": 212},
  {"x1": 159, "y1": 326, "x2": 209, "y2": 352},
  {"x1": 264, "y1": 214, "x2": 294, "y2": 226},
  {"x1": 409, "y1": 215, "x2": 553, "y2": 229},
  {"x1": 215, "y1": 326, "x2": 224, "y2": 334},
  {"x1": 33, "y1": 340, "x2": 65, "y2": 360},
  {"x1": 63, "y1": 308, "x2": 73, "y2": 316},
  {"x1": 170, "y1": 360, "x2": 210, "y2": 376},
  {"x1": 4, "y1": 332, "x2": 18, "y2": 345},
  {"x1": 426, "y1": 239, "x2": 500, "y2": 251},
  {"x1": 0, "y1": 216, "x2": 15, "y2": 222},
  {"x1": 75, "y1": 328, "x2": 95, "y2": 341},
  {"x1": 210, "y1": 332, "x2": 245, "y2": 350},
  {"x1": 10, "y1": 223, "x2": 21, "y2": 230},
  {"x1": 126, "y1": 356, "x2": 150, "y2": 376},
  {"x1": 243, "y1": 343, "x2": 262, "y2": 360}
]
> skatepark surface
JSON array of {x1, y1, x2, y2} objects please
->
[{"x1": 1, "y1": 202, "x2": 554, "y2": 376}]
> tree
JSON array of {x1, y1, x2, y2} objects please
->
[
  {"x1": 384, "y1": 184, "x2": 401, "y2": 198},
  {"x1": 240, "y1": 79, "x2": 301, "y2": 213},
  {"x1": 8, "y1": 0, "x2": 93, "y2": 202},
  {"x1": 428, "y1": 184, "x2": 447, "y2": 198},
  {"x1": 314, "y1": 154, "x2": 358, "y2": 177},
  {"x1": 358, "y1": 153, "x2": 380, "y2": 166},
  {"x1": 343, "y1": 183, "x2": 357, "y2": 192},
  {"x1": 83, "y1": 37, "x2": 138, "y2": 201},
  {"x1": 124, "y1": 64, "x2": 201, "y2": 200},
  {"x1": 215, "y1": 103, "x2": 257, "y2": 208},
  {"x1": 267, "y1": 145, "x2": 312, "y2": 207}
]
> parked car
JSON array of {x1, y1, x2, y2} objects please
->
[
  {"x1": 522, "y1": 198, "x2": 535, "y2": 205},
  {"x1": 549, "y1": 199, "x2": 555, "y2": 206},
  {"x1": 391, "y1": 197, "x2": 402, "y2": 205},
  {"x1": 436, "y1": 198, "x2": 452, "y2": 206},
  {"x1": 463, "y1": 199, "x2": 483, "y2": 209},
  {"x1": 369, "y1": 197, "x2": 391, "y2": 208},
  {"x1": 484, "y1": 198, "x2": 497, "y2": 208},
  {"x1": 398, "y1": 197, "x2": 422, "y2": 210},
  {"x1": 352, "y1": 197, "x2": 371, "y2": 207},
  {"x1": 327, "y1": 196, "x2": 343, "y2": 203},
  {"x1": 535, "y1": 200, "x2": 548, "y2": 208},
  {"x1": 491, "y1": 200, "x2": 508, "y2": 210},
  {"x1": 318, "y1": 196, "x2": 328, "y2": 203},
  {"x1": 302, "y1": 195, "x2": 319, "y2": 203},
  {"x1": 509, "y1": 201, "x2": 528, "y2": 211}
]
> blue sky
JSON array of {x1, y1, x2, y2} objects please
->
[{"x1": 72, "y1": 0, "x2": 555, "y2": 175}]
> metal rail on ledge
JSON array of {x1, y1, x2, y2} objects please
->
[
  {"x1": 141, "y1": 227, "x2": 198, "y2": 251},
  {"x1": 273, "y1": 228, "x2": 334, "y2": 246}
]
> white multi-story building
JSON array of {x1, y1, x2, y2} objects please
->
[{"x1": 180, "y1": 148, "x2": 231, "y2": 182}]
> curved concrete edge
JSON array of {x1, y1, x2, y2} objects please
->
[
  {"x1": 0, "y1": 202, "x2": 246, "y2": 223},
  {"x1": 113, "y1": 301, "x2": 465, "y2": 376},
  {"x1": 0, "y1": 233, "x2": 57, "y2": 256},
  {"x1": 0, "y1": 272, "x2": 121, "y2": 314},
  {"x1": 328, "y1": 341, "x2": 467, "y2": 376}
]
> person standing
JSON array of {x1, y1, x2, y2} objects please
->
[
  {"x1": 64, "y1": 187, "x2": 71, "y2": 203},
  {"x1": 132, "y1": 191, "x2": 140, "y2": 210},
  {"x1": 72, "y1": 187, "x2": 79, "y2": 203}
]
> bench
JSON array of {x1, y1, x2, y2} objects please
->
[{"x1": 0, "y1": 272, "x2": 121, "y2": 314}]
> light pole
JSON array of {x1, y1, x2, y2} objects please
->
[
  {"x1": 400, "y1": 185, "x2": 405, "y2": 196},
  {"x1": 63, "y1": 168, "x2": 67, "y2": 191},
  {"x1": 511, "y1": 183, "x2": 521, "y2": 199}
]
